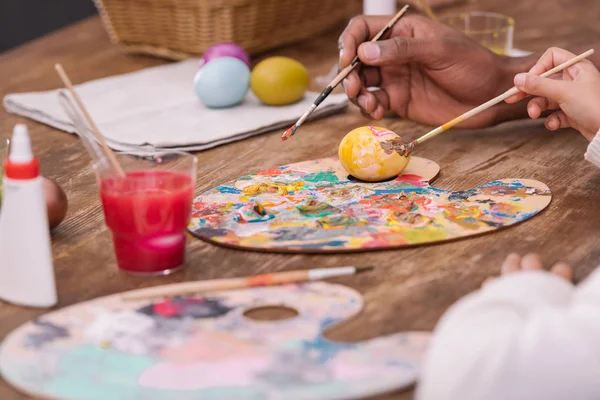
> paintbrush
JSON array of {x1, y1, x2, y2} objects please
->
[
  {"x1": 416, "y1": 0, "x2": 438, "y2": 22},
  {"x1": 54, "y1": 63, "x2": 125, "y2": 177},
  {"x1": 280, "y1": 4, "x2": 410, "y2": 141},
  {"x1": 381, "y1": 49, "x2": 595, "y2": 156},
  {"x1": 121, "y1": 266, "x2": 374, "y2": 301}
]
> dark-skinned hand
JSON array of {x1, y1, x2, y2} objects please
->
[{"x1": 338, "y1": 14, "x2": 530, "y2": 127}]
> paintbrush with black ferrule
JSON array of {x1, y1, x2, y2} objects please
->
[{"x1": 280, "y1": 4, "x2": 410, "y2": 141}]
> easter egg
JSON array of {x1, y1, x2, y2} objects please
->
[
  {"x1": 193, "y1": 57, "x2": 250, "y2": 108},
  {"x1": 200, "y1": 42, "x2": 250, "y2": 68},
  {"x1": 338, "y1": 126, "x2": 410, "y2": 182},
  {"x1": 43, "y1": 177, "x2": 68, "y2": 230},
  {"x1": 250, "y1": 56, "x2": 309, "y2": 105}
]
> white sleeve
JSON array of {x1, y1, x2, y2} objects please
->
[
  {"x1": 584, "y1": 129, "x2": 600, "y2": 168},
  {"x1": 415, "y1": 268, "x2": 600, "y2": 400}
]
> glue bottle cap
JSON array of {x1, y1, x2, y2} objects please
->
[
  {"x1": 10, "y1": 124, "x2": 33, "y2": 163},
  {"x1": 4, "y1": 123, "x2": 39, "y2": 180}
]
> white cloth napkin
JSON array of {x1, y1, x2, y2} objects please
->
[{"x1": 3, "y1": 59, "x2": 348, "y2": 151}]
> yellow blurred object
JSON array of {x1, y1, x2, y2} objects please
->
[
  {"x1": 251, "y1": 57, "x2": 310, "y2": 106},
  {"x1": 415, "y1": 0, "x2": 438, "y2": 22},
  {"x1": 439, "y1": 12, "x2": 515, "y2": 55},
  {"x1": 338, "y1": 126, "x2": 410, "y2": 182}
]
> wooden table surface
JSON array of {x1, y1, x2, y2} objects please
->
[{"x1": 1, "y1": 1, "x2": 600, "y2": 399}]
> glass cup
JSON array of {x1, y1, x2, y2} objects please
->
[
  {"x1": 440, "y1": 11, "x2": 515, "y2": 55},
  {"x1": 0, "y1": 138, "x2": 9, "y2": 206},
  {"x1": 97, "y1": 151, "x2": 197, "y2": 276}
]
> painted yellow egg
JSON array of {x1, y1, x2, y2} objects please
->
[
  {"x1": 338, "y1": 126, "x2": 410, "y2": 181},
  {"x1": 251, "y1": 57, "x2": 310, "y2": 105}
]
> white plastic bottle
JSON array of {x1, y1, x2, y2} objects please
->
[
  {"x1": 0, "y1": 124, "x2": 57, "y2": 307},
  {"x1": 363, "y1": 0, "x2": 397, "y2": 15}
]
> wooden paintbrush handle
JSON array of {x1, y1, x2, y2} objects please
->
[
  {"x1": 415, "y1": 49, "x2": 595, "y2": 145},
  {"x1": 120, "y1": 271, "x2": 310, "y2": 301},
  {"x1": 415, "y1": 86, "x2": 520, "y2": 144},
  {"x1": 54, "y1": 64, "x2": 125, "y2": 177}
]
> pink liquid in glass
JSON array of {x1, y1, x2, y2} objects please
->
[{"x1": 100, "y1": 170, "x2": 194, "y2": 274}]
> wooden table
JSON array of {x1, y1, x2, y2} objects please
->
[{"x1": 1, "y1": 1, "x2": 600, "y2": 398}]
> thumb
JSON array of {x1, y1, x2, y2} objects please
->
[
  {"x1": 358, "y1": 37, "x2": 435, "y2": 66},
  {"x1": 513, "y1": 73, "x2": 566, "y2": 103}
]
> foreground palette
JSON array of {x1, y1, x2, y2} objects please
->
[{"x1": 0, "y1": 282, "x2": 429, "y2": 399}]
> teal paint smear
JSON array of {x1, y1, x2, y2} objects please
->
[
  {"x1": 44, "y1": 345, "x2": 268, "y2": 400},
  {"x1": 303, "y1": 172, "x2": 339, "y2": 183},
  {"x1": 48, "y1": 345, "x2": 154, "y2": 399}
]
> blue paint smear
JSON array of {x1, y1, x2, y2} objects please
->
[
  {"x1": 448, "y1": 190, "x2": 476, "y2": 201},
  {"x1": 299, "y1": 335, "x2": 355, "y2": 364},
  {"x1": 372, "y1": 185, "x2": 445, "y2": 196},
  {"x1": 296, "y1": 240, "x2": 348, "y2": 249},
  {"x1": 374, "y1": 188, "x2": 423, "y2": 195},
  {"x1": 516, "y1": 211, "x2": 538, "y2": 220},
  {"x1": 492, "y1": 211, "x2": 519, "y2": 219},
  {"x1": 480, "y1": 180, "x2": 525, "y2": 189},
  {"x1": 215, "y1": 186, "x2": 241, "y2": 194}
]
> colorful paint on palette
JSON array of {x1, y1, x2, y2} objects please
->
[
  {"x1": 0, "y1": 282, "x2": 429, "y2": 400},
  {"x1": 188, "y1": 157, "x2": 551, "y2": 252}
]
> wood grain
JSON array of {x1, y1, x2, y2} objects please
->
[{"x1": 1, "y1": 0, "x2": 600, "y2": 398}]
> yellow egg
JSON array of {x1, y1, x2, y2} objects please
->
[
  {"x1": 338, "y1": 126, "x2": 410, "y2": 182},
  {"x1": 251, "y1": 57, "x2": 310, "y2": 105}
]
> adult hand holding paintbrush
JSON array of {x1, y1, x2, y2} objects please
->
[{"x1": 280, "y1": 5, "x2": 410, "y2": 140}]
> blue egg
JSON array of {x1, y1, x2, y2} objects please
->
[{"x1": 193, "y1": 57, "x2": 250, "y2": 108}]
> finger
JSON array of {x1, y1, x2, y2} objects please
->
[
  {"x1": 506, "y1": 85, "x2": 562, "y2": 105},
  {"x1": 339, "y1": 15, "x2": 391, "y2": 68},
  {"x1": 361, "y1": 67, "x2": 382, "y2": 88},
  {"x1": 364, "y1": 89, "x2": 391, "y2": 120},
  {"x1": 482, "y1": 276, "x2": 496, "y2": 287},
  {"x1": 545, "y1": 111, "x2": 571, "y2": 131},
  {"x1": 513, "y1": 73, "x2": 567, "y2": 103},
  {"x1": 370, "y1": 88, "x2": 391, "y2": 111},
  {"x1": 356, "y1": 89, "x2": 379, "y2": 114},
  {"x1": 527, "y1": 97, "x2": 548, "y2": 119},
  {"x1": 529, "y1": 47, "x2": 578, "y2": 76},
  {"x1": 360, "y1": 107, "x2": 374, "y2": 120},
  {"x1": 358, "y1": 36, "x2": 438, "y2": 67},
  {"x1": 344, "y1": 70, "x2": 363, "y2": 99},
  {"x1": 369, "y1": 104, "x2": 386, "y2": 120},
  {"x1": 550, "y1": 262, "x2": 574, "y2": 282},
  {"x1": 526, "y1": 97, "x2": 558, "y2": 119},
  {"x1": 521, "y1": 253, "x2": 544, "y2": 270},
  {"x1": 504, "y1": 91, "x2": 528, "y2": 104},
  {"x1": 501, "y1": 253, "x2": 521, "y2": 275},
  {"x1": 530, "y1": 47, "x2": 598, "y2": 81}
]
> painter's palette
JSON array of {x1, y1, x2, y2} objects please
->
[
  {"x1": 0, "y1": 282, "x2": 429, "y2": 400},
  {"x1": 188, "y1": 156, "x2": 551, "y2": 252}
]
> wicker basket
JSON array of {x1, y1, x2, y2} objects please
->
[{"x1": 93, "y1": 0, "x2": 362, "y2": 60}]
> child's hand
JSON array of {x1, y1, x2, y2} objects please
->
[
  {"x1": 505, "y1": 47, "x2": 600, "y2": 141},
  {"x1": 483, "y1": 253, "x2": 573, "y2": 287}
]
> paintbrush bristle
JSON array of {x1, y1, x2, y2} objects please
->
[
  {"x1": 355, "y1": 266, "x2": 375, "y2": 274},
  {"x1": 281, "y1": 125, "x2": 298, "y2": 141}
]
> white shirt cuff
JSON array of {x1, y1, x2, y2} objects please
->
[{"x1": 584, "y1": 129, "x2": 600, "y2": 168}]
